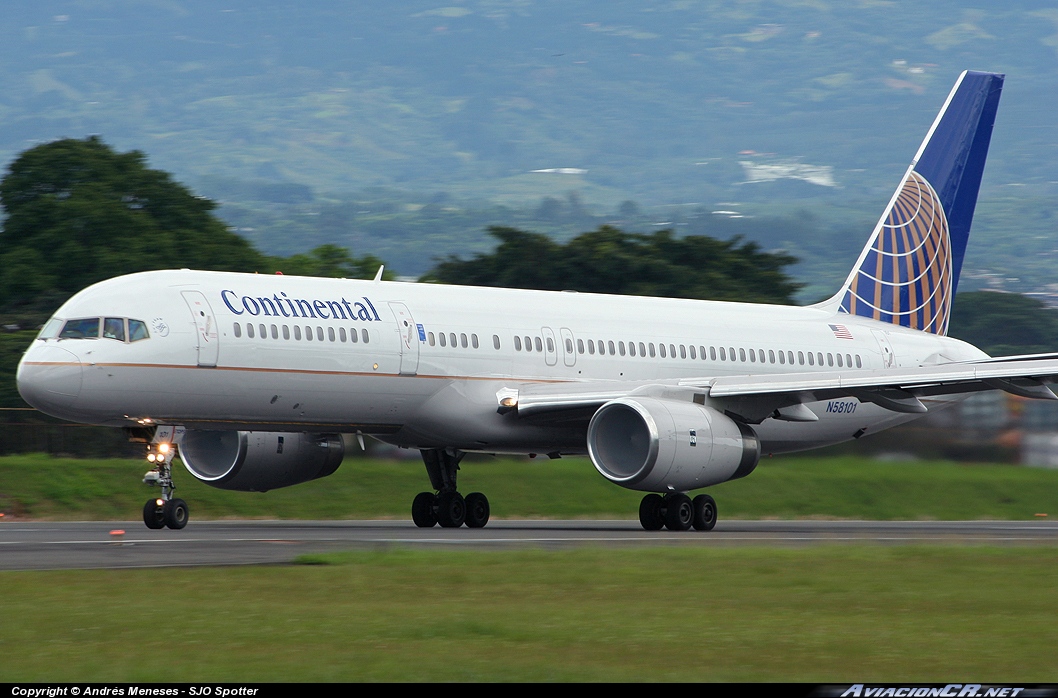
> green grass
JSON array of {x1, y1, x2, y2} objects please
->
[
  {"x1": 1, "y1": 453, "x2": 1056, "y2": 521},
  {"x1": 2, "y1": 546, "x2": 1057, "y2": 681}
]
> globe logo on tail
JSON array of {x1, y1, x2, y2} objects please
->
[{"x1": 840, "y1": 171, "x2": 952, "y2": 335}]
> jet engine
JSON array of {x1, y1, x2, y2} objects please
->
[
  {"x1": 179, "y1": 430, "x2": 345, "y2": 492},
  {"x1": 587, "y1": 397, "x2": 759, "y2": 492}
]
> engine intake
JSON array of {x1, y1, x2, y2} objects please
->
[
  {"x1": 179, "y1": 430, "x2": 344, "y2": 492},
  {"x1": 587, "y1": 397, "x2": 759, "y2": 492}
]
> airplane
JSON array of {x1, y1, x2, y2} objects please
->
[{"x1": 17, "y1": 70, "x2": 1058, "y2": 532}]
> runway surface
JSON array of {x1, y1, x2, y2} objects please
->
[{"x1": 2, "y1": 519, "x2": 1058, "y2": 570}]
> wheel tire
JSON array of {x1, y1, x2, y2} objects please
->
[
  {"x1": 163, "y1": 498, "x2": 189, "y2": 530},
  {"x1": 436, "y1": 491, "x2": 466, "y2": 528},
  {"x1": 412, "y1": 492, "x2": 438, "y2": 528},
  {"x1": 143, "y1": 498, "x2": 165, "y2": 530},
  {"x1": 692, "y1": 494, "x2": 718, "y2": 531},
  {"x1": 465, "y1": 492, "x2": 490, "y2": 528},
  {"x1": 639, "y1": 493, "x2": 665, "y2": 531},
  {"x1": 664, "y1": 493, "x2": 694, "y2": 531}
]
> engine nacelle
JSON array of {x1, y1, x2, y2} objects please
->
[
  {"x1": 179, "y1": 430, "x2": 345, "y2": 492},
  {"x1": 587, "y1": 397, "x2": 760, "y2": 492}
]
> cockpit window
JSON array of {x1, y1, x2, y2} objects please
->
[
  {"x1": 37, "y1": 317, "x2": 63, "y2": 340},
  {"x1": 128, "y1": 319, "x2": 149, "y2": 342},
  {"x1": 59, "y1": 318, "x2": 101, "y2": 339},
  {"x1": 103, "y1": 318, "x2": 126, "y2": 342}
]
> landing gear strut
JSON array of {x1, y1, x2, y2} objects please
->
[
  {"x1": 142, "y1": 442, "x2": 189, "y2": 530},
  {"x1": 639, "y1": 492, "x2": 717, "y2": 532},
  {"x1": 412, "y1": 448, "x2": 490, "y2": 528}
]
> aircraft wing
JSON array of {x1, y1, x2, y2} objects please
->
[{"x1": 509, "y1": 354, "x2": 1058, "y2": 424}]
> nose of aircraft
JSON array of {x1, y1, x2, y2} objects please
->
[{"x1": 17, "y1": 344, "x2": 83, "y2": 415}]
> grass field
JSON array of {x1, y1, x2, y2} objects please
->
[
  {"x1": 2, "y1": 546, "x2": 1057, "y2": 682},
  {"x1": 3, "y1": 454, "x2": 1057, "y2": 681},
  {"x1": 1, "y1": 452, "x2": 1056, "y2": 521}
]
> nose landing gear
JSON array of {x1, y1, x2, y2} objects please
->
[{"x1": 142, "y1": 442, "x2": 189, "y2": 530}]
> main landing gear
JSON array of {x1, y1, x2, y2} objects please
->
[
  {"x1": 412, "y1": 448, "x2": 490, "y2": 528},
  {"x1": 141, "y1": 442, "x2": 189, "y2": 530},
  {"x1": 638, "y1": 492, "x2": 717, "y2": 532}
]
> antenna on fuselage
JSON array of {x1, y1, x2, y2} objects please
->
[{"x1": 373, "y1": 265, "x2": 384, "y2": 282}]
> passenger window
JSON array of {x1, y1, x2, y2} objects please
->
[
  {"x1": 749, "y1": 349, "x2": 756, "y2": 363},
  {"x1": 428, "y1": 332, "x2": 435, "y2": 346},
  {"x1": 283, "y1": 325, "x2": 290, "y2": 340},
  {"x1": 339, "y1": 328, "x2": 347, "y2": 342},
  {"x1": 440, "y1": 333, "x2": 447, "y2": 347},
  {"x1": 710, "y1": 347, "x2": 716, "y2": 361},
  {"x1": 305, "y1": 325, "x2": 313, "y2": 341},
  {"x1": 828, "y1": 353, "x2": 834, "y2": 367},
  {"x1": 739, "y1": 348, "x2": 746, "y2": 362},
  {"x1": 689, "y1": 346, "x2": 696, "y2": 360},
  {"x1": 449, "y1": 332, "x2": 456, "y2": 347},
  {"x1": 798, "y1": 351, "x2": 804, "y2": 365},
  {"x1": 846, "y1": 354, "x2": 852, "y2": 367},
  {"x1": 719, "y1": 347, "x2": 726, "y2": 361},
  {"x1": 680, "y1": 345, "x2": 686, "y2": 359},
  {"x1": 837, "y1": 353, "x2": 843, "y2": 367},
  {"x1": 317, "y1": 327, "x2": 325, "y2": 342},
  {"x1": 233, "y1": 322, "x2": 242, "y2": 338},
  {"x1": 461, "y1": 333, "x2": 468, "y2": 348},
  {"x1": 768, "y1": 350, "x2": 775, "y2": 364},
  {"x1": 855, "y1": 355, "x2": 862, "y2": 368},
  {"x1": 272, "y1": 325, "x2": 279, "y2": 340},
  {"x1": 566, "y1": 338, "x2": 573, "y2": 354},
  {"x1": 294, "y1": 326, "x2": 302, "y2": 340},
  {"x1": 248, "y1": 324, "x2": 256, "y2": 339},
  {"x1": 778, "y1": 351, "x2": 785, "y2": 365},
  {"x1": 587, "y1": 340, "x2": 595, "y2": 355},
  {"x1": 535, "y1": 337, "x2": 543, "y2": 352},
  {"x1": 494, "y1": 335, "x2": 501, "y2": 350},
  {"x1": 349, "y1": 327, "x2": 357, "y2": 343},
  {"x1": 817, "y1": 352, "x2": 824, "y2": 366},
  {"x1": 618, "y1": 341, "x2": 625, "y2": 356},
  {"x1": 547, "y1": 337, "x2": 554, "y2": 353},
  {"x1": 514, "y1": 336, "x2": 521, "y2": 351},
  {"x1": 259, "y1": 324, "x2": 266, "y2": 339},
  {"x1": 362, "y1": 329, "x2": 370, "y2": 343},
  {"x1": 578, "y1": 339, "x2": 585, "y2": 354},
  {"x1": 128, "y1": 319, "x2": 149, "y2": 342},
  {"x1": 640, "y1": 342, "x2": 647, "y2": 357},
  {"x1": 60, "y1": 318, "x2": 100, "y2": 339},
  {"x1": 808, "y1": 352, "x2": 814, "y2": 366},
  {"x1": 524, "y1": 336, "x2": 532, "y2": 351},
  {"x1": 660, "y1": 344, "x2": 667, "y2": 358},
  {"x1": 328, "y1": 327, "x2": 336, "y2": 342},
  {"x1": 472, "y1": 334, "x2": 479, "y2": 349},
  {"x1": 628, "y1": 342, "x2": 636, "y2": 357}
]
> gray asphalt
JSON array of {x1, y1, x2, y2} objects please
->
[{"x1": 2, "y1": 519, "x2": 1058, "y2": 570}]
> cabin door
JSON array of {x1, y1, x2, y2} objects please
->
[
  {"x1": 389, "y1": 302, "x2": 420, "y2": 375},
  {"x1": 181, "y1": 290, "x2": 219, "y2": 367},
  {"x1": 872, "y1": 329, "x2": 895, "y2": 368}
]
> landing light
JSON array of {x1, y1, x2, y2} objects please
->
[
  {"x1": 147, "y1": 453, "x2": 156, "y2": 463},
  {"x1": 500, "y1": 396, "x2": 518, "y2": 408},
  {"x1": 158, "y1": 443, "x2": 170, "y2": 454}
]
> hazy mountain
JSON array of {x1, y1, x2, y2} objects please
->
[{"x1": 2, "y1": 2, "x2": 1058, "y2": 298}]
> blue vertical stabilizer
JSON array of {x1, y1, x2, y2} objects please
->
[{"x1": 834, "y1": 71, "x2": 1004, "y2": 335}]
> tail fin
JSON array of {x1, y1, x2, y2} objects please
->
[{"x1": 831, "y1": 70, "x2": 1004, "y2": 335}]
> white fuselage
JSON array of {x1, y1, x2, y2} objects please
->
[{"x1": 17, "y1": 269, "x2": 987, "y2": 455}]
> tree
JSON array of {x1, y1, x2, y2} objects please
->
[
  {"x1": 423, "y1": 225, "x2": 801, "y2": 304},
  {"x1": 948, "y1": 291, "x2": 1058, "y2": 357},
  {"x1": 274, "y1": 243, "x2": 394, "y2": 280},
  {"x1": 0, "y1": 137, "x2": 266, "y2": 308}
]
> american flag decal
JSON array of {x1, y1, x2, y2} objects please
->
[{"x1": 829, "y1": 324, "x2": 854, "y2": 340}]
